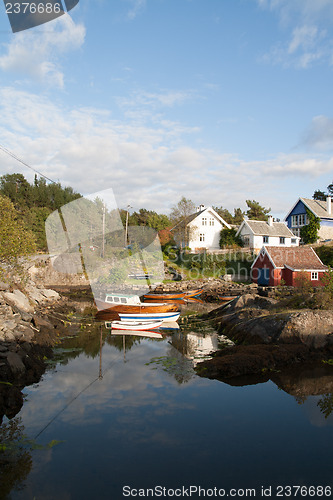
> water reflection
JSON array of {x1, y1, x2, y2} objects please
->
[{"x1": 1, "y1": 320, "x2": 333, "y2": 498}]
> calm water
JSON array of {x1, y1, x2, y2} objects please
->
[{"x1": 1, "y1": 319, "x2": 332, "y2": 500}]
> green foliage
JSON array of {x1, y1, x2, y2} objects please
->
[
  {"x1": 321, "y1": 266, "x2": 333, "y2": 298},
  {"x1": 0, "y1": 173, "x2": 81, "y2": 251},
  {"x1": 317, "y1": 393, "x2": 333, "y2": 419},
  {"x1": 0, "y1": 195, "x2": 36, "y2": 271},
  {"x1": 300, "y1": 208, "x2": 320, "y2": 244},
  {"x1": 233, "y1": 207, "x2": 245, "y2": 224},
  {"x1": 212, "y1": 206, "x2": 234, "y2": 224},
  {"x1": 313, "y1": 189, "x2": 327, "y2": 201},
  {"x1": 246, "y1": 199, "x2": 271, "y2": 221},
  {"x1": 314, "y1": 245, "x2": 333, "y2": 266},
  {"x1": 219, "y1": 228, "x2": 243, "y2": 248}
]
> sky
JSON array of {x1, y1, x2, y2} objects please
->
[{"x1": 0, "y1": 0, "x2": 333, "y2": 219}]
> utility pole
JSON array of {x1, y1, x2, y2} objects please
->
[{"x1": 124, "y1": 204, "x2": 132, "y2": 247}]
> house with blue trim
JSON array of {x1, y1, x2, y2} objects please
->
[{"x1": 284, "y1": 197, "x2": 333, "y2": 242}]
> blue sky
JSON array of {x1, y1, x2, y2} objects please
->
[{"x1": 0, "y1": 0, "x2": 333, "y2": 218}]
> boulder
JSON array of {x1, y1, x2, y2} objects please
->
[
  {"x1": 2, "y1": 289, "x2": 34, "y2": 313},
  {"x1": 6, "y1": 352, "x2": 26, "y2": 375}
]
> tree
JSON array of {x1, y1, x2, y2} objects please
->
[
  {"x1": 313, "y1": 189, "x2": 327, "y2": 201},
  {"x1": 246, "y1": 200, "x2": 271, "y2": 221},
  {"x1": 0, "y1": 195, "x2": 36, "y2": 277},
  {"x1": 212, "y1": 206, "x2": 233, "y2": 224},
  {"x1": 169, "y1": 197, "x2": 196, "y2": 249},
  {"x1": 219, "y1": 228, "x2": 243, "y2": 248},
  {"x1": 233, "y1": 207, "x2": 245, "y2": 225},
  {"x1": 170, "y1": 197, "x2": 195, "y2": 222},
  {"x1": 300, "y1": 208, "x2": 320, "y2": 244}
]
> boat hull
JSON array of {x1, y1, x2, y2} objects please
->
[
  {"x1": 119, "y1": 311, "x2": 180, "y2": 323},
  {"x1": 110, "y1": 320, "x2": 163, "y2": 331}
]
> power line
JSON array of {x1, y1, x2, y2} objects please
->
[{"x1": 0, "y1": 144, "x2": 57, "y2": 184}]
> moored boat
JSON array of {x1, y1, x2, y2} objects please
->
[
  {"x1": 119, "y1": 311, "x2": 180, "y2": 323},
  {"x1": 109, "y1": 319, "x2": 163, "y2": 331},
  {"x1": 142, "y1": 288, "x2": 203, "y2": 301},
  {"x1": 95, "y1": 293, "x2": 179, "y2": 313}
]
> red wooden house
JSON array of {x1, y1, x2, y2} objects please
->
[{"x1": 251, "y1": 246, "x2": 328, "y2": 286}]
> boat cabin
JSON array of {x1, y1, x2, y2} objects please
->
[{"x1": 104, "y1": 294, "x2": 141, "y2": 305}]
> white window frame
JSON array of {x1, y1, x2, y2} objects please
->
[
  {"x1": 209, "y1": 217, "x2": 214, "y2": 226},
  {"x1": 199, "y1": 233, "x2": 205, "y2": 242},
  {"x1": 279, "y1": 237, "x2": 285, "y2": 245},
  {"x1": 299, "y1": 214, "x2": 306, "y2": 226},
  {"x1": 311, "y1": 271, "x2": 318, "y2": 281},
  {"x1": 263, "y1": 235, "x2": 269, "y2": 244},
  {"x1": 202, "y1": 218, "x2": 207, "y2": 226}
]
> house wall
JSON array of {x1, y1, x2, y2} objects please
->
[
  {"x1": 282, "y1": 268, "x2": 327, "y2": 287},
  {"x1": 188, "y1": 216, "x2": 222, "y2": 251},
  {"x1": 251, "y1": 253, "x2": 276, "y2": 285},
  {"x1": 240, "y1": 230, "x2": 297, "y2": 252},
  {"x1": 285, "y1": 200, "x2": 307, "y2": 237}
]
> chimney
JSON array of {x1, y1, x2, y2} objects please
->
[
  {"x1": 267, "y1": 215, "x2": 273, "y2": 226},
  {"x1": 327, "y1": 196, "x2": 332, "y2": 215},
  {"x1": 197, "y1": 204, "x2": 205, "y2": 212}
]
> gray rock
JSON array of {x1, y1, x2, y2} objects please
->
[
  {"x1": 0, "y1": 281, "x2": 10, "y2": 291},
  {"x1": 40, "y1": 288, "x2": 60, "y2": 300},
  {"x1": 2, "y1": 290, "x2": 34, "y2": 313},
  {"x1": 6, "y1": 351, "x2": 26, "y2": 374}
]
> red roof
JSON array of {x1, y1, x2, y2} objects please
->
[{"x1": 256, "y1": 246, "x2": 328, "y2": 271}]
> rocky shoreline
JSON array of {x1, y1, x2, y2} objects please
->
[
  {"x1": 0, "y1": 279, "x2": 94, "y2": 423},
  {"x1": 195, "y1": 293, "x2": 333, "y2": 380}
]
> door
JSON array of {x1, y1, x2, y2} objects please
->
[{"x1": 257, "y1": 267, "x2": 270, "y2": 285}]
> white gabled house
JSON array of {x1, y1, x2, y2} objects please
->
[
  {"x1": 171, "y1": 205, "x2": 231, "y2": 252},
  {"x1": 236, "y1": 216, "x2": 300, "y2": 253}
]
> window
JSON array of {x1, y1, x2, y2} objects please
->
[
  {"x1": 311, "y1": 272, "x2": 318, "y2": 281},
  {"x1": 120, "y1": 298, "x2": 127, "y2": 304},
  {"x1": 292, "y1": 228, "x2": 301, "y2": 238},
  {"x1": 291, "y1": 215, "x2": 298, "y2": 226},
  {"x1": 199, "y1": 233, "x2": 205, "y2": 242},
  {"x1": 279, "y1": 237, "x2": 285, "y2": 244},
  {"x1": 209, "y1": 217, "x2": 214, "y2": 226},
  {"x1": 243, "y1": 236, "x2": 250, "y2": 246},
  {"x1": 299, "y1": 214, "x2": 306, "y2": 225},
  {"x1": 202, "y1": 218, "x2": 207, "y2": 226},
  {"x1": 291, "y1": 238, "x2": 297, "y2": 244},
  {"x1": 263, "y1": 236, "x2": 269, "y2": 243}
]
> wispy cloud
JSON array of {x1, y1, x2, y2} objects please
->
[
  {"x1": 0, "y1": 15, "x2": 85, "y2": 88},
  {"x1": 260, "y1": 24, "x2": 331, "y2": 68},
  {"x1": 301, "y1": 116, "x2": 333, "y2": 151},
  {"x1": 126, "y1": 0, "x2": 147, "y2": 20}
]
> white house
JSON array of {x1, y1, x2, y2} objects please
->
[
  {"x1": 172, "y1": 205, "x2": 231, "y2": 252},
  {"x1": 236, "y1": 216, "x2": 300, "y2": 253}
]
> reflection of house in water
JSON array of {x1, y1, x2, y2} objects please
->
[{"x1": 171, "y1": 331, "x2": 219, "y2": 366}]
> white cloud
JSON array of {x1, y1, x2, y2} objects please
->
[
  {"x1": 0, "y1": 15, "x2": 85, "y2": 88},
  {"x1": 0, "y1": 87, "x2": 331, "y2": 216}
]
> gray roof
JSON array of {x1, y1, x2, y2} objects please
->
[
  {"x1": 244, "y1": 220, "x2": 295, "y2": 237},
  {"x1": 301, "y1": 198, "x2": 333, "y2": 220}
]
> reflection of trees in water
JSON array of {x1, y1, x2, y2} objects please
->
[
  {"x1": 317, "y1": 393, "x2": 333, "y2": 419},
  {"x1": 0, "y1": 417, "x2": 32, "y2": 499}
]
